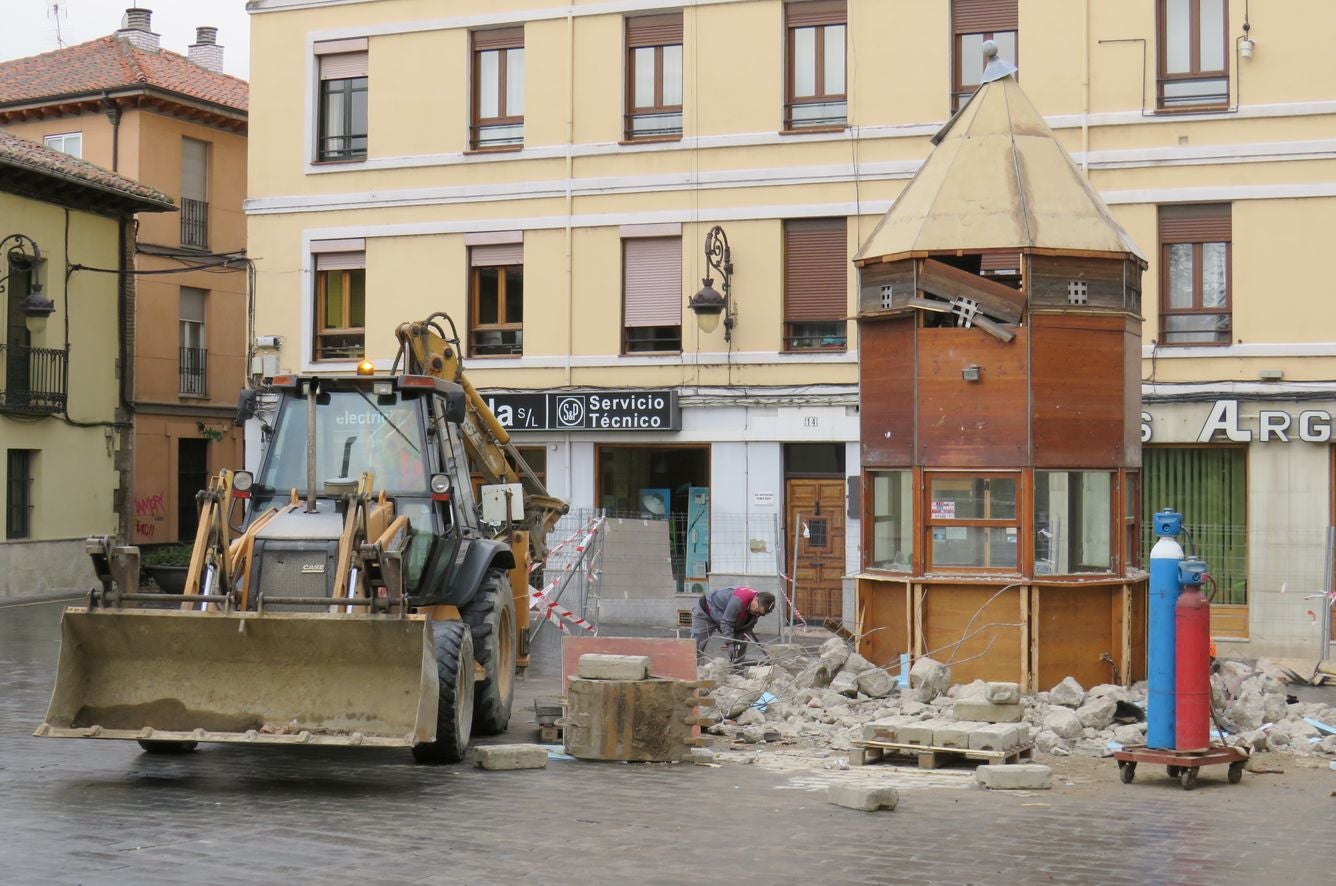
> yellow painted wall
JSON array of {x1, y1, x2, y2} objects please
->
[
  {"x1": 0, "y1": 192, "x2": 123, "y2": 540},
  {"x1": 246, "y1": 0, "x2": 1336, "y2": 392}
]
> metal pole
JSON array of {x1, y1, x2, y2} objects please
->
[
  {"x1": 1322, "y1": 526, "x2": 1334, "y2": 664},
  {"x1": 305, "y1": 380, "x2": 318, "y2": 513},
  {"x1": 789, "y1": 511, "x2": 802, "y2": 641}
]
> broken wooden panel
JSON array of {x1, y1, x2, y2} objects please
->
[
  {"x1": 1030, "y1": 313, "x2": 1130, "y2": 468},
  {"x1": 916, "y1": 326, "x2": 1029, "y2": 467},
  {"x1": 856, "y1": 576, "x2": 911, "y2": 667},
  {"x1": 859, "y1": 316, "x2": 916, "y2": 466},
  {"x1": 1128, "y1": 580, "x2": 1148, "y2": 683},
  {"x1": 918, "y1": 583, "x2": 1024, "y2": 685},
  {"x1": 916, "y1": 258, "x2": 1026, "y2": 324},
  {"x1": 1028, "y1": 255, "x2": 1129, "y2": 311},
  {"x1": 857, "y1": 259, "x2": 916, "y2": 316}
]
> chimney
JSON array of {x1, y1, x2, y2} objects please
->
[
  {"x1": 188, "y1": 26, "x2": 224, "y2": 73},
  {"x1": 116, "y1": 7, "x2": 160, "y2": 53}
]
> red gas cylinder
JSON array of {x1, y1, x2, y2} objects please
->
[{"x1": 1175, "y1": 586, "x2": 1211, "y2": 751}]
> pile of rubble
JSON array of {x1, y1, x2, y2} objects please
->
[{"x1": 702, "y1": 638, "x2": 1336, "y2": 757}]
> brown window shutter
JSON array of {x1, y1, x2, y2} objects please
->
[
  {"x1": 784, "y1": 218, "x2": 848, "y2": 322},
  {"x1": 474, "y1": 27, "x2": 524, "y2": 51},
  {"x1": 627, "y1": 13, "x2": 683, "y2": 48},
  {"x1": 979, "y1": 252, "x2": 1021, "y2": 273},
  {"x1": 787, "y1": 0, "x2": 847, "y2": 28},
  {"x1": 471, "y1": 243, "x2": 523, "y2": 267},
  {"x1": 315, "y1": 250, "x2": 365, "y2": 272},
  {"x1": 319, "y1": 51, "x2": 367, "y2": 80},
  {"x1": 952, "y1": 0, "x2": 1018, "y2": 33},
  {"x1": 1159, "y1": 204, "x2": 1231, "y2": 243},
  {"x1": 624, "y1": 237, "x2": 683, "y2": 327}
]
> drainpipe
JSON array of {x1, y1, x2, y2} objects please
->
[
  {"x1": 1081, "y1": 0, "x2": 1090, "y2": 175},
  {"x1": 564, "y1": 11, "x2": 575, "y2": 388},
  {"x1": 101, "y1": 92, "x2": 122, "y2": 172}
]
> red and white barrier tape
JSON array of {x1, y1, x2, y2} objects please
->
[{"x1": 531, "y1": 587, "x2": 597, "y2": 634}]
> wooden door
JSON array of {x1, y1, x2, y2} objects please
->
[{"x1": 786, "y1": 479, "x2": 846, "y2": 621}]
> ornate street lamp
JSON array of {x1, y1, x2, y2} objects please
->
[
  {"x1": 688, "y1": 225, "x2": 734, "y2": 342},
  {"x1": 0, "y1": 233, "x2": 55, "y2": 322}
]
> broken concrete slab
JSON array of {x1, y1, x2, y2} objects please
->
[
  {"x1": 827, "y1": 783, "x2": 899, "y2": 812},
  {"x1": 1042, "y1": 706, "x2": 1083, "y2": 740},
  {"x1": 985, "y1": 682, "x2": 1021, "y2": 704},
  {"x1": 474, "y1": 744, "x2": 549, "y2": 771},
  {"x1": 953, "y1": 699, "x2": 1024, "y2": 723},
  {"x1": 856, "y1": 668, "x2": 897, "y2": 699},
  {"x1": 976, "y1": 763, "x2": 1052, "y2": 790},
  {"x1": 1076, "y1": 696, "x2": 1117, "y2": 729},
  {"x1": 830, "y1": 670, "x2": 860, "y2": 697},
  {"x1": 863, "y1": 716, "x2": 916, "y2": 743},
  {"x1": 910, "y1": 657, "x2": 951, "y2": 702},
  {"x1": 967, "y1": 723, "x2": 1020, "y2": 752},
  {"x1": 578, "y1": 654, "x2": 650, "y2": 681},
  {"x1": 1048, "y1": 676, "x2": 1085, "y2": 708}
]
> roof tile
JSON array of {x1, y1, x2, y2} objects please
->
[{"x1": 0, "y1": 129, "x2": 175, "y2": 209}]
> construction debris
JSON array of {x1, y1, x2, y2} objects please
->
[
  {"x1": 701, "y1": 640, "x2": 1336, "y2": 764},
  {"x1": 474, "y1": 744, "x2": 549, "y2": 771},
  {"x1": 977, "y1": 763, "x2": 1052, "y2": 790},
  {"x1": 827, "y1": 783, "x2": 899, "y2": 812}
]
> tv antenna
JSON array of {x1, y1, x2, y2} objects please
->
[{"x1": 48, "y1": 2, "x2": 68, "y2": 48}]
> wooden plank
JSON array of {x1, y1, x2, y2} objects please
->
[
  {"x1": 858, "y1": 316, "x2": 916, "y2": 466},
  {"x1": 1020, "y1": 583, "x2": 1031, "y2": 692},
  {"x1": 917, "y1": 258, "x2": 1026, "y2": 323},
  {"x1": 852, "y1": 739, "x2": 1036, "y2": 769},
  {"x1": 916, "y1": 326, "x2": 1029, "y2": 467},
  {"x1": 919, "y1": 582, "x2": 1023, "y2": 684},
  {"x1": 857, "y1": 577, "x2": 911, "y2": 667},
  {"x1": 1120, "y1": 584, "x2": 1132, "y2": 685},
  {"x1": 1029, "y1": 586, "x2": 1040, "y2": 693},
  {"x1": 1035, "y1": 584, "x2": 1117, "y2": 689},
  {"x1": 1030, "y1": 313, "x2": 1128, "y2": 468}
]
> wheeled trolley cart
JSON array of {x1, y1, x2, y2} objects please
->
[{"x1": 1113, "y1": 744, "x2": 1248, "y2": 790}]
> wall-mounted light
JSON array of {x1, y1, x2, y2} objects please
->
[
  {"x1": 0, "y1": 233, "x2": 55, "y2": 326},
  {"x1": 688, "y1": 225, "x2": 735, "y2": 342},
  {"x1": 962, "y1": 364, "x2": 981, "y2": 382},
  {"x1": 1239, "y1": 3, "x2": 1254, "y2": 58}
]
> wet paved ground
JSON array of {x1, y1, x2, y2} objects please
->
[{"x1": 3, "y1": 597, "x2": 1335, "y2": 886}]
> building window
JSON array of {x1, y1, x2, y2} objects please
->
[
  {"x1": 1158, "y1": 204, "x2": 1231, "y2": 345},
  {"x1": 1143, "y1": 447, "x2": 1246, "y2": 604},
  {"x1": 625, "y1": 14, "x2": 683, "y2": 140},
  {"x1": 783, "y1": 218, "x2": 848, "y2": 351},
  {"x1": 1034, "y1": 471, "x2": 1113, "y2": 574},
  {"x1": 951, "y1": 0, "x2": 1018, "y2": 112},
  {"x1": 6, "y1": 449, "x2": 35, "y2": 539},
  {"x1": 470, "y1": 243, "x2": 523, "y2": 356},
  {"x1": 43, "y1": 132, "x2": 82, "y2": 158},
  {"x1": 179, "y1": 287, "x2": 207, "y2": 396},
  {"x1": 1157, "y1": 0, "x2": 1228, "y2": 110},
  {"x1": 869, "y1": 469, "x2": 913, "y2": 572},
  {"x1": 926, "y1": 474, "x2": 1019, "y2": 571},
  {"x1": 2, "y1": 256, "x2": 66, "y2": 415},
  {"x1": 785, "y1": 1, "x2": 846, "y2": 130},
  {"x1": 623, "y1": 236, "x2": 682, "y2": 354},
  {"x1": 315, "y1": 40, "x2": 369, "y2": 161},
  {"x1": 180, "y1": 137, "x2": 209, "y2": 249},
  {"x1": 313, "y1": 245, "x2": 366, "y2": 361},
  {"x1": 472, "y1": 28, "x2": 525, "y2": 150}
]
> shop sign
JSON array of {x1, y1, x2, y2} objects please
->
[
  {"x1": 1141, "y1": 400, "x2": 1336, "y2": 444},
  {"x1": 484, "y1": 390, "x2": 680, "y2": 431}
]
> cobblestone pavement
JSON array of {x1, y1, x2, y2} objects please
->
[{"x1": 3, "y1": 599, "x2": 1334, "y2": 886}]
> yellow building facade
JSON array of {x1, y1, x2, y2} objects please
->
[
  {"x1": 0, "y1": 132, "x2": 174, "y2": 596},
  {"x1": 0, "y1": 9, "x2": 250, "y2": 549},
  {"x1": 246, "y1": 0, "x2": 1336, "y2": 655}
]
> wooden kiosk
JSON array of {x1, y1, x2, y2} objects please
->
[{"x1": 853, "y1": 66, "x2": 1148, "y2": 690}]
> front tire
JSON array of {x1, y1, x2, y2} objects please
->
[
  {"x1": 462, "y1": 569, "x2": 517, "y2": 735},
  {"x1": 412, "y1": 621, "x2": 474, "y2": 764}
]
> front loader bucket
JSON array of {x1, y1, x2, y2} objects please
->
[{"x1": 35, "y1": 608, "x2": 439, "y2": 748}]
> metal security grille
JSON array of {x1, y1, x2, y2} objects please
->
[{"x1": 6, "y1": 449, "x2": 33, "y2": 539}]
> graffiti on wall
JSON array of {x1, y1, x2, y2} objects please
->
[{"x1": 133, "y1": 492, "x2": 167, "y2": 542}]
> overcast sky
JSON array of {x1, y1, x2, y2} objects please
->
[{"x1": 0, "y1": 1, "x2": 253, "y2": 79}]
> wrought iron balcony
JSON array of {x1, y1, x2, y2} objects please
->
[
  {"x1": 180, "y1": 197, "x2": 209, "y2": 249},
  {"x1": 0, "y1": 343, "x2": 68, "y2": 414},
  {"x1": 179, "y1": 346, "x2": 207, "y2": 396}
]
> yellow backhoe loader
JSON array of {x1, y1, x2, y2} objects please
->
[{"x1": 36, "y1": 313, "x2": 567, "y2": 763}]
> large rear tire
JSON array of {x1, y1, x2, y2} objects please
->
[
  {"x1": 411, "y1": 621, "x2": 474, "y2": 764},
  {"x1": 462, "y1": 569, "x2": 517, "y2": 735}
]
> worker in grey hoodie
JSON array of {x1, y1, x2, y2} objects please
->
[{"x1": 692, "y1": 586, "x2": 776, "y2": 662}]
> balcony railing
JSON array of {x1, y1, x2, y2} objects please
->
[
  {"x1": 0, "y1": 343, "x2": 68, "y2": 414},
  {"x1": 180, "y1": 197, "x2": 209, "y2": 249},
  {"x1": 179, "y1": 346, "x2": 207, "y2": 396}
]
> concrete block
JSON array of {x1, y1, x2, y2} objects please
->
[
  {"x1": 577, "y1": 654, "x2": 650, "y2": 681},
  {"x1": 827, "y1": 783, "x2": 898, "y2": 812},
  {"x1": 899, "y1": 718, "x2": 949, "y2": 746},
  {"x1": 953, "y1": 699, "x2": 1024, "y2": 723},
  {"x1": 985, "y1": 682, "x2": 1021, "y2": 704},
  {"x1": 474, "y1": 744, "x2": 548, "y2": 771},
  {"x1": 967, "y1": 723, "x2": 1020, "y2": 752},
  {"x1": 862, "y1": 716, "x2": 914, "y2": 743},
  {"x1": 1042, "y1": 706, "x2": 1083, "y2": 739},
  {"x1": 856, "y1": 668, "x2": 897, "y2": 699},
  {"x1": 976, "y1": 763, "x2": 1052, "y2": 790},
  {"x1": 933, "y1": 721, "x2": 984, "y2": 749},
  {"x1": 830, "y1": 670, "x2": 860, "y2": 697}
]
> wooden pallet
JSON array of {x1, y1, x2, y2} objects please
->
[{"x1": 850, "y1": 740, "x2": 1034, "y2": 770}]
